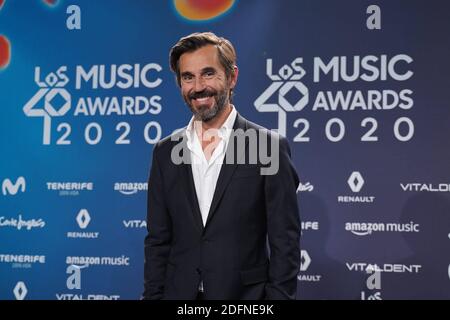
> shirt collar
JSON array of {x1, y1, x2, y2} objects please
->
[{"x1": 186, "y1": 105, "x2": 237, "y2": 146}]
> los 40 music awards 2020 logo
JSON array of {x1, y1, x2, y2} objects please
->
[{"x1": 23, "y1": 63, "x2": 164, "y2": 146}]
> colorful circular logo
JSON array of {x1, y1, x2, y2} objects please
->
[
  {"x1": 174, "y1": 0, "x2": 236, "y2": 21},
  {"x1": 0, "y1": 35, "x2": 11, "y2": 70}
]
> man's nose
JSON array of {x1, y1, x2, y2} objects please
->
[{"x1": 194, "y1": 77, "x2": 206, "y2": 92}]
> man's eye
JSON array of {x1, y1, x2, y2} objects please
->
[
  {"x1": 182, "y1": 75, "x2": 193, "y2": 81},
  {"x1": 204, "y1": 71, "x2": 214, "y2": 78}
]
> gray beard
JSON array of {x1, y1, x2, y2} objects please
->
[{"x1": 189, "y1": 90, "x2": 228, "y2": 122}]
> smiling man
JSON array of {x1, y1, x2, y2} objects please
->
[{"x1": 143, "y1": 32, "x2": 300, "y2": 300}]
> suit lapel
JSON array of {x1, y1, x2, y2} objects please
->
[
  {"x1": 204, "y1": 114, "x2": 248, "y2": 229},
  {"x1": 178, "y1": 135, "x2": 204, "y2": 233}
]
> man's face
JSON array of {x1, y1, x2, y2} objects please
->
[{"x1": 179, "y1": 45, "x2": 236, "y2": 122}]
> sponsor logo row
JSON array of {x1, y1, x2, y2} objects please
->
[{"x1": 2, "y1": 177, "x2": 147, "y2": 196}]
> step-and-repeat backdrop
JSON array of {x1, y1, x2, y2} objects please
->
[{"x1": 1, "y1": 0, "x2": 450, "y2": 300}]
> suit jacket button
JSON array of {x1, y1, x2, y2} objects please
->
[{"x1": 196, "y1": 268, "x2": 202, "y2": 274}]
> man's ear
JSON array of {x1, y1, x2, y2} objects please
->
[{"x1": 230, "y1": 65, "x2": 239, "y2": 88}]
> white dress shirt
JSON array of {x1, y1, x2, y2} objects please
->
[{"x1": 185, "y1": 106, "x2": 237, "y2": 227}]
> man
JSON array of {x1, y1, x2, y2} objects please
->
[{"x1": 143, "y1": 32, "x2": 300, "y2": 300}]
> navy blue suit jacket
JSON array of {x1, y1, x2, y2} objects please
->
[{"x1": 143, "y1": 113, "x2": 300, "y2": 300}]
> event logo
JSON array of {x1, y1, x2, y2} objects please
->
[
  {"x1": 338, "y1": 171, "x2": 375, "y2": 203},
  {"x1": 345, "y1": 221, "x2": 420, "y2": 236},
  {"x1": 23, "y1": 66, "x2": 71, "y2": 145},
  {"x1": 254, "y1": 58, "x2": 308, "y2": 137},
  {"x1": 0, "y1": 214, "x2": 46, "y2": 231},
  {"x1": 254, "y1": 54, "x2": 415, "y2": 143},
  {"x1": 114, "y1": 182, "x2": 148, "y2": 195},
  {"x1": 2, "y1": 177, "x2": 26, "y2": 195},
  {"x1": 23, "y1": 64, "x2": 163, "y2": 145},
  {"x1": 13, "y1": 281, "x2": 28, "y2": 300}
]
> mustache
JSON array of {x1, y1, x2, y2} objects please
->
[{"x1": 188, "y1": 89, "x2": 217, "y2": 100}]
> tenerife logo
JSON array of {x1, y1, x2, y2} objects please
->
[
  {"x1": 254, "y1": 54, "x2": 415, "y2": 143},
  {"x1": 23, "y1": 67, "x2": 71, "y2": 145},
  {"x1": 23, "y1": 64, "x2": 163, "y2": 145},
  {"x1": 13, "y1": 281, "x2": 28, "y2": 300},
  {"x1": 338, "y1": 171, "x2": 375, "y2": 203},
  {"x1": 254, "y1": 58, "x2": 308, "y2": 137},
  {"x1": 2, "y1": 177, "x2": 26, "y2": 195},
  {"x1": 298, "y1": 250, "x2": 321, "y2": 282},
  {"x1": 47, "y1": 182, "x2": 94, "y2": 196},
  {"x1": 0, "y1": 254, "x2": 46, "y2": 269}
]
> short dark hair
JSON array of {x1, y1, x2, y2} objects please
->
[{"x1": 169, "y1": 32, "x2": 237, "y2": 88}]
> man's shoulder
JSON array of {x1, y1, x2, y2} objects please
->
[
  {"x1": 239, "y1": 116, "x2": 286, "y2": 144},
  {"x1": 153, "y1": 127, "x2": 186, "y2": 154}
]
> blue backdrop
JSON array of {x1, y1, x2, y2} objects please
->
[{"x1": 1, "y1": 0, "x2": 450, "y2": 300}]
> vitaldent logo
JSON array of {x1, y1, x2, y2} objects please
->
[
  {"x1": 47, "y1": 181, "x2": 94, "y2": 196},
  {"x1": 23, "y1": 64, "x2": 163, "y2": 146},
  {"x1": 401, "y1": 183, "x2": 450, "y2": 192},
  {"x1": 123, "y1": 220, "x2": 147, "y2": 228},
  {"x1": 254, "y1": 54, "x2": 415, "y2": 143},
  {"x1": 2, "y1": 177, "x2": 26, "y2": 195},
  {"x1": 114, "y1": 182, "x2": 148, "y2": 195},
  {"x1": 13, "y1": 281, "x2": 28, "y2": 300},
  {"x1": 0, "y1": 214, "x2": 46, "y2": 231},
  {"x1": 338, "y1": 171, "x2": 375, "y2": 203},
  {"x1": 297, "y1": 250, "x2": 321, "y2": 282},
  {"x1": 347, "y1": 262, "x2": 421, "y2": 273},
  {"x1": 254, "y1": 58, "x2": 308, "y2": 137},
  {"x1": 67, "y1": 209, "x2": 99, "y2": 239},
  {"x1": 345, "y1": 221, "x2": 420, "y2": 236}
]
